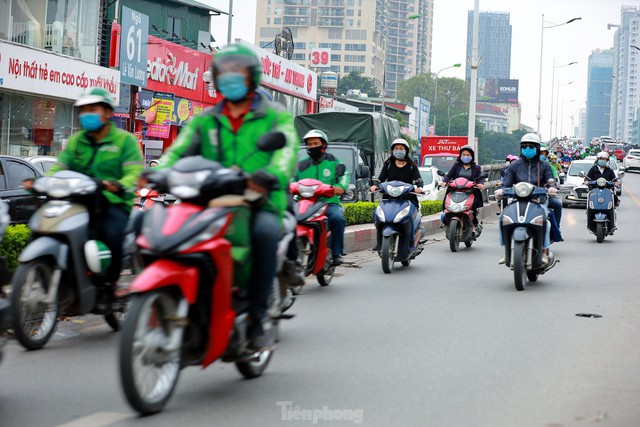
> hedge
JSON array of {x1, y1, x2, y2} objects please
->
[
  {"x1": 0, "y1": 225, "x2": 31, "y2": 277},
  {"x1": 344, "y1": 201, "x2": 442, "y2": 226}
]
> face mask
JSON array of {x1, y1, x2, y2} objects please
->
[
  {"x1": 460, "y1": 155, "x2": 473, "y2": 164},
  {"x1": 79, "y1": 113, "x2": 105, "y2": 132},
  {"x1": 217, "y1": 72, "x2": 249, "y2": 101},
  {"x1": 393, "y1": 150, "x2": 406, "y2": 160},
  {"x1": 521, "y1": 147, "x2": 537, "y2": 159},
  {"x1": 307, "y1": 146, "x2": 325, "y2": 161},
  {"x1": 598, "y1": 160, "x2": 607, "y2": 167},
  {"x1": 540, "y1": 155, "x2": 547, "y2": 161}
]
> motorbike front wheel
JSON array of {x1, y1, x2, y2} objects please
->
[
  {"x1": 11, "y1": 260, "x2": 58, "y2": 350},
  {"x1": 596, "y1": 222, "x2": 605, "y2": 243},
  {"x1": 513, "y1": 241, "x2": 527, "y2": 291},
  {"x1": 119, "y1": 291, "x2": 182, "y2": 415},
  {"x1": 317, "y1": 255, "x2": 335, "y2": 286},
  {"x1": 381, "y1": 235, "x2": 396, "y2": 274},
  {"x1": 448, "y1": 218, "x2": 460, "y2": 252}
]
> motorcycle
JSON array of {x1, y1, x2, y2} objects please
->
[
  {"x1": 10, "y1": 172, "x2": 135, "y2": 350},
  {"x1": 119, "y1": 132, "x2": 293, "y2": 415},
  {"x1": 442, "y1": 176, "x2": 485, "y2": 252},
  {"x1": 374, "y1": 181, "x2": 426, "y2": 274},
  {"x1": 582, "y1": 173, "x2": 617, "y2": 243},
  {"x1": 499, "y1": 181, "x2": 558, "y2": 291}
]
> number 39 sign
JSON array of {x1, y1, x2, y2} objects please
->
[{"x1": 310, "y1": 48, "x2": 331, "y2": 68}]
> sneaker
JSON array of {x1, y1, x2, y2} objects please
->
[
  {"x1": 498, "y1": 256, "x2": 506, "y2": 265},
  {"x1": 541, "y1": 254, "x2": 549, "y2": 266},
  {"x1": 332, "y1": 256, "x2": 344, "y2": 266},
  {"x1": 249, "y1": 320, "x2": 275, "y2": 350}
]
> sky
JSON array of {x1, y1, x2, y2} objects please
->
[{"x1": 205, "y1": 0, "x2": 631, "y2": 139}]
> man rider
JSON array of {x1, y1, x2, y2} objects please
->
[
  {"x1": 498, "y1": 133, "x2": 555, "y2": 265},
  {"x1": 294, "y1": 130, "x2": 349, "y2": 265},
  {"x1": 539, "y1": 144, "x2": 563, "y2": 227},
  {"x1": 584, "y1": 151, "x2": 621, "y2": 207},
  {"x1": 25, "y1": 87, "x2": 144, "y2": 291},
  {"x1": 155, "y1": 44, "x2": 299, "y2": 350}
]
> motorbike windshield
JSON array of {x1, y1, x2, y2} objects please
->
[{"x1": 450, "y1": 192, "x2": 469, "y2": 203}]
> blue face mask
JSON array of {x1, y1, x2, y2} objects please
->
[
  {"x1": 393, "y1": 150, "x2": 406, "y2": 160},
  {"x1": 79, "y1": 113, "x2": 105, "y2": 131},
  {"x1": 598, "y1": 160, "x2": 607, "y2": 167},
  {"x1": 460, "y1": 155, "x2": 473, "y2": 164},
  {"x1": 521, "y1": 147, "x2": 537, "y2": 159},
  {"x1": 217, "y1": 72, "x2": 249, "y2": 101},
  {"x1": 540, "y1": 155, "x2": 547, "y2": 161}
]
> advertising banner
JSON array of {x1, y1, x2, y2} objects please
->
[
  {"x1": 137, "y1": 89, "x2": 208, "y2": 128},
  {"x1": 477, "y1": 78, "x2": 519, "y2": 103},
  {"x1": 146, "y1": 92, "x2": 174, "y2": 138},
  {"x1": 119, "y1": 6, "x2": 149, "y2": 87},
  {"x1": 413, "y1": 96, "x2": 431, "y2": 138}
]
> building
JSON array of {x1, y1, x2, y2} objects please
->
[
  {"x1": 476, "y1": 102, "x2": 521, "y2": 134},
  {"x1": 610, "y1": 5, "x2": 640, "y2": 143},
  {"x1": 254, "y1": 0, "x2": 433, "y2": 99},
  {"x1": 466, "y1": 11, "x2": 511, "y2": 81},
  {"x1": 586, "y1": 49, "x2": 614, "y2": 143},
  {"x1": 578, "y1": 107, "x2": 587, "y2": 141}
]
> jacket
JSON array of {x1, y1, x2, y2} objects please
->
[
  {"x1": 585, "y1": 165, "x2": 616, "y2": 183},
  {"x1": 48, "y1": 123, "x2": 144, "y2": 211},
  {"x1": 294, "y1": 153, "x2": 349, "y2": 205},
  {"x1": 503, "y1": 158, "x2": 555, "y2": 188},
  {"x1": 443, "y1": 162, "x2": 484, "y2": 208},
  {"x1": 158, "y1": 92, "x2": 299, "y2": 217}
]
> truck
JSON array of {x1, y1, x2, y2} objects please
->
[
  {"x1": 420, "y1": 136, "x2": 478, "y2": 173},
  {"x1": 294, "y1": 112, "x2": 401, "y2": 202}
]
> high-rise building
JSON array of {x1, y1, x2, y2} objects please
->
[
  {"x1": 254, "y1": 0, "x2": 433, "y2": 98},
  {"x1": 578, "y1": 108, "x2": 587, "y2": 141},
  {"x1": 465, "y1": 11, "x2": 511, "y2": 81},
  {"x1": 586, "y1": 49, "x2": 614, "y2": 142},
  {"x1": 610, "y1": 5, "x2": 640, "y2": 142}
]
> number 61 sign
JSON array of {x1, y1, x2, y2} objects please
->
[
  {"x1": 310, "y1": 48, "x2": 331, "y2": 68},
  {"x1": 119, "y1": 6, "x2": 149, "y2": 87}
]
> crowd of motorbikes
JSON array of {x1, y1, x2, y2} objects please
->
[{"x1": 0, "y1": 133, "x2": 625, "y2": 415}]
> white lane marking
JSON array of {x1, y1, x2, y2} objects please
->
[{"x1": 55, "y1": 412, "x2": 134, "y2": 427}]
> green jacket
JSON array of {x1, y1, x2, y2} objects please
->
[
  {"x1": 158, "y1": 93, "x2": 299, "y2": 216},
  {"x1": 544, "y1": 159, "x2": 559, "y2": 178},
  {"x1": 294, "y1": 153, "x2": 349, "y2": 204},
  {"x1": 49, "y1": 123, "x2": 144, "y2": 211}
]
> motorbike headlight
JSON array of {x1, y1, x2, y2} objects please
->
[
  {"x1": 596, "y1": 178, "x2": 607, "y2": 188},
  {"x1": 375, "y1": 205, "x2": 385, "y2": 222},
  {"x1": 45, "y1": 177, "x2": 72, "y2": 198},
  {"x1": 387, "y1": 185, "x2": 404, "y2": 198},
  {"x1": 449, "y1": 203, "x2": 463, "y2": 213},
  {"x1": 514, "y1": 182, "x2": 535, "y2": 198},
  {"x1": 168, "y1": 170, "x2": 212, "y2": 199},
  {"x1": 530, "y1": 215, "x2": 544, "y2": 226},
  {"x1": 393, "y1": 205, "x2": 411, "y2": 223},
  {"x1": 298, "y1": 184, "x2": 318, "y2": 199},
  {"x1": 139, "y1": 188, "x2": 151, "y2": 198}
]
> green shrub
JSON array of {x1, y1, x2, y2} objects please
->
[
  {"x1": 344, "y1": 200, "x2": 442, "y2": 226},
  {"x1": 0, "y1": 225, "x2": 31, "y2": 276}
]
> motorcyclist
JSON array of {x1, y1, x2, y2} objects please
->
[
  {"x1": 499, "y1": 154, "x2": 519, "y2": 186},
  {"x1": 540, "y1": 144, "x2": 563, "y2": 227},
  {"x1": 439, "y1": 145, "x2": 485, "y2": 234},
  {"x1": 584, "y1": 151, "x2": 621, "y2": 207},
  {"x1": 497, "y1": 133, "x2": 555, "y2": 265},
  {"x1": 549, "y1": 153, "x2": 562, "y2": 174},
  {"x1": 294, "y1": 129, "x2": 349, "y2": 266},
  {"x1": 24, "y1": 87, "x2": 144, "y2": 292},
  {"x1": 154, "y1": 44, "x2": 299, "y2": 350}
]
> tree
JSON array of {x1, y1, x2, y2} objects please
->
[{"x1": 337, "y1": 72, "x2": 380, "y2": 97}]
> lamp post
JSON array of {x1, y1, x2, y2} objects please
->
[
  {"x1": 448, "y1": 113, "x2": 466, "y2": 136},
  {"x1": 549, "y1": 60, "x2": 577, "y2": 138},
  {"x1": 560, "y1": 99, "x2": 576, "y2": 138},
  {"x1": 536, "y1": 14, "x2": 582, "y2": 137},
  {"x1": 555, "y1": 81, "x2": 574, "y2": 136},
  {"x1": 381, "y1": 13, "x2": 420, "y2": 115},
  {"x1": 432, "y1": 63, "x2": 461, "y2": 133}
]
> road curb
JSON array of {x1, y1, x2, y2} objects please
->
[{"x1": 344, "y1": 202, "x2": 500, "y2": 253}]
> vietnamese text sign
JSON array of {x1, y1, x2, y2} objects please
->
[
  {"x1": 120, "y1": 6, "x2": 149, "y2": 87},
  {"x1": 147, "y1": 92, "x2": 174, "y2": 138}
]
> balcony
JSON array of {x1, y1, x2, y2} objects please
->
[
  {"x1": 318, "y1": 0, "x2": 345, "y2": 7},
  {"x1": 283, "y1": 17, "x2": 310, "y2": 27},
  {"x1": 318, "y1": 18, "x2": 344, "y2": 27}
]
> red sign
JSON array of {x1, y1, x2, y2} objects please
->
[
  {"x1": 420, "y1": 136, "x2": 477, "y2": 160},
  {"x1": 319, "y1": 96, "x2": 334, "y2": 109}
]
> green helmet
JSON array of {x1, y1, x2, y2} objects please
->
[
  {"x1": 303, "y1": 129, "x2": 329, "y2": 145},
  {"x1": 540, "y1": 144, "x2": 549, "y2": 154},
  {"x1": 212, "y1": 44, "x2": 261, "y2": 88},
  {"x1": 74, "y1": 87, "x2": 115, "y2": 109}
]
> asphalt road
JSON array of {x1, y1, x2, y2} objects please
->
[{"x1": 2, "y1": 173, "x2": 640, "y2": 427}]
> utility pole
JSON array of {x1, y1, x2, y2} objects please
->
[{"x1": 467, "y1": 0, "x2": 480, "y2": 147}]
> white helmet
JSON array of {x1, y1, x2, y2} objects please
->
[
  {"x1": 520, "y1": 133, "x2": 541, "y2": 145},
  {"x1": 391, "y1": 138, "x2": 410, "y2": 151},
  {"x1": 597, "y1": 151, "x2": 610, "y2": 160}
]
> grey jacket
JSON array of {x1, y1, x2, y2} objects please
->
[{"x1": 503, "y1": 158, "x2": 555, "y2": 188}]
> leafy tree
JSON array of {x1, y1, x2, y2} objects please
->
[{"x1": 337, "y1": 72, "x2": 380, "y2": 97}]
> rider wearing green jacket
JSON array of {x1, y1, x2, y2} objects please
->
[{"x1": 157, "y1": 44, "x2": 299, "y2": 349}]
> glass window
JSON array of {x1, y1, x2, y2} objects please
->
[
  {"x1": 167, "y1": 17, "x2": 182, "y2": 44},
  {"x1": 7, "y1": 161, "x2": 36, "y2": 188}
]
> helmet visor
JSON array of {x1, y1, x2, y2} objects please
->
[{"x1": 213, "y1": 54, "x2": 256, "y2": 74}]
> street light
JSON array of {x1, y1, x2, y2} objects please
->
[
  {"x1": 448, "y1": 113, "x2": 466, "y2": 136},
  {"x1": 560, "y1": 99, "x2": 576, "y2": 137},
  {"x1": 555, "y1": 81, "x2": 574, "y2": 136},
  {"x1": 536, "y1": 14, "x2": 582, "y2": 137},
  {"x1": 549, "y1": 60, "x2": 577, "y2": 138},
  {"x1": 381, "y1": 13, "x2": 420, "y2": 115},
  {"x1": 433, "y1": 63, "x2": 462, "y2": 132}
]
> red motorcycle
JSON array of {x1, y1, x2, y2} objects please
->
[
  {"x1": 119, "y1": 134, "x2": 287, "y2": 415},
  {"x1": 134, "y1": 187, "x2": 159, "y2": 210},
  {"x1": 289, "y1": 178, "x2": 337, "y2": 287},
  {"x1": 443, "y1": 177, "x2": 484, "y2": 252}
]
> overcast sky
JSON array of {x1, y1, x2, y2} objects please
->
[{"x1": 206, "y1": 0, "x2": 631, "y2": 138}]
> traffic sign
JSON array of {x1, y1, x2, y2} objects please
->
[{"x1": 120, "y1": 6, "x2": 149, "y2": 87}]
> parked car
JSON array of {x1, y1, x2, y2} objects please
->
[
  {"x1": 623, "y1": 149, "x2": 640, "y2": 172},
  {"x1": 417, "y1": 166, "x2": 446, "y2": 202},
  {"x1": 0, "y1": 156, "x2": 46, "y2": 223},
  {"x1": 560, "y1": 157, "x2": 623, "y2": 208},
  {"x1": 25, "y1": 156, "x2": 57, "y2": 174}
]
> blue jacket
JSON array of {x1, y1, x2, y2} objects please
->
[{"x1": 503, "y1": 158, "x2": 555, "y2": 188}]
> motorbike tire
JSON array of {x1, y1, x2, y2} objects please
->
[
  {"x1": 381, "y1": 235, "x2": 396, "y2": 274},
  {"x1": 236, "y1": 346, "x2": 275, "y2": 379},
  {"x1": 448, "y1": 218, "x2": 460, "y2": 252},
  {"x1": 513, "y1": 241, "x2": 527, "y2": 291},
  {"x1": 317, "y1": 261, "x2": 335, "y2": 286},
  {"x1": 526, "y1": 271, "x2": 539, "y2": 282},
  {"x1": 10, "y1": 260, "x2": 58, "y2": 351},
  {"x1": 119, "y1": 291, "x2": 182, "y2": 415},
  {"x1": 596, "y1": 223, "x2": 605, "y2": 243}
]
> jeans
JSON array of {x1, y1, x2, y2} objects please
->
[
  {"x1": 499, "y1": 204, "x2": 551, "y2": 250},
  {"x1": 94, "y1": 205, "x2": 130, "y2": 284},
  {"x1": 548, "y1": 196, "x2": 562, "y2": 226},
  {"x1": 249, "y1": 210, "x2": 280, "y2": 320},
  {"x1": 326, "y1": 204, "x2": 346, "y2": 257}
]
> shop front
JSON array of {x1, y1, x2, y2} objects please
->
[{"x1": 0, "y1": 40, "x2": 120, "y2": 157}]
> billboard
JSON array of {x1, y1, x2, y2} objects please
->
[
  {"x1": 477, "y1": 78, "x2": 519, "y2": 103},
  {"x1": 413, "y1": 97, "x2": 431, "y2": 138}
]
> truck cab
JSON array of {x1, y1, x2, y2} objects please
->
[{"x1": 421, "y1": 153, "x2": 457, "y2": 174}]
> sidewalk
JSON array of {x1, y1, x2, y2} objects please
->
[{"x1": 343, "y1": 202, "x2": 500, "y2": 253}]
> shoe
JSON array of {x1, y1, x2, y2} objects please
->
[
  {"x1": 498, "y1": 256, "x2": 506, "y2": 265},
  {"x1": 249, "y1": 320, "x2": 275, "y2": 350},
  {"x1": 541, "y1": 250, "x2": 550, "y2": 266},
  {"x1": 332, "y1": 256, "x2": 344, "y2": 266}
]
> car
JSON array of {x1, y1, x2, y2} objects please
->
[
  {"x1": 559, "y1": 157, "x2": 623, "y2": 208},
  {"x1": 603, "y1": 143, "x2": 625, "y2": 161},
  {"x1": 623, "y1": 149, "x2": 640, "y2": 172},
  {"x1": 0, "y1": 156, "x2": 46, "y2": 223},
  {"x1": 417, "y1": 166, "x2": 446, "y2": 202},
  {"x1": 25, "y1": 156, "x2": 57, "y2": 174}
]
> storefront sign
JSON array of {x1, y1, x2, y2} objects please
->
[
  {"x1": 119, "y1": 6, "x2": 149, "y2": 87},
  {"x1": 146, "y1": 92, "x2": 174, "y2": 138},
  {"x1": 319, "y1": 97, "x2": 358, "y2": 113},
  {"x1": 137, "y1": 89, "x2": 209, "y2": 127},
  {"x1": 0, "y1": 40, "x2": 120, "y2": 103}
]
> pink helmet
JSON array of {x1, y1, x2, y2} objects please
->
[{"x1": 506, "y1": 154, "x2": 519, "y2": 162}]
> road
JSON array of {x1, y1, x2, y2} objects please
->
[{"x1": 2, "y1": 174, "x2": 640, "y2": 427}]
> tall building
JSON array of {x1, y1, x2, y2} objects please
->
[
  {"x1": 578, "y1": 108, "x2": 587, "y2": 140},
  {"x1": 254, "y1": 0, "x2": 433, "y2": 98},
  {"x1": 466, "y1": 11, "x2": 511, "y2": 81},
  {"x1": 610, "y1": 5, "x2": 640, "y2": 142},
  {"x1": 586, "y1": 49, "x2": 614, "y2": 142}
]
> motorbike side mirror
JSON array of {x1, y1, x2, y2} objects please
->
[
  {"x1": 357, "y1": 165, "x2": 370, "y2": 179},
  {"x1": 579, "y1": 171, "x2": 586, "y2": 178},
  {"x1": 618, "y1": 170, "x2": 625, "y2": 178},
  {"x1": 257, "y1": 132, "x2": 287, "y2": 152},
  {"x1": 336, "y1": 163, "x2": 346, "y2": 178},
  {"x1": 437, "y1": 170, "x2": 445, "y2": 177}
]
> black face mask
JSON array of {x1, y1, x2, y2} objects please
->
[{"x1": 307, "y1": 146, "x2": 325, "y2": 161}]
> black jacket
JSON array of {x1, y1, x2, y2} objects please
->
[{"x1": 584, "y1": 165, "x2": 616, "y2": 183}]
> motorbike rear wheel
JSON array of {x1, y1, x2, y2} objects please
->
[
  {"x1": 119, "y1": 291, "x2": 182, "y2": 415},
  {"x1": 513, "y1": 241, "x2": 527, "y2": 291},
  {"x1": 381, "y1": 235, "x2": 396, "y2": 274},
  {"x1": 10, "y1": 260, "x2": 58, "y2": 350},
  {"x1": 317, "y1": 257, "x2": 335, "y2": 286},
  {"x1": 236, "y1": 344, "x2": 275, "y2": 379},
  {"x1": 596, "y1": 222, "x2": 605, "y2": 243},
  {"x1": 448, "y1": 218, "x2": 460, "y2": 252}
]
